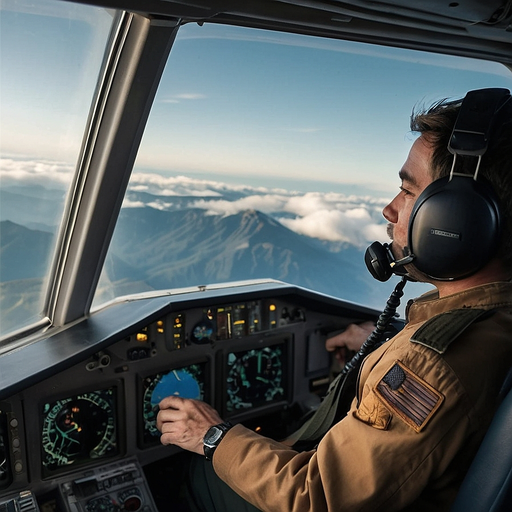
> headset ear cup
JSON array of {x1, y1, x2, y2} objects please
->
[{"x1": 408, "y1": 175, "x2": 501, "y2": 280}]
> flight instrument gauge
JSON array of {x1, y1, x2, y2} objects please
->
[
  {"x1": 226, "y1": 345, "x2": 285, "y2": 412},
  {"x1": 142, "y1": 364, "x2": 205, "y2": 443},
  {"x1": 41, "y1": 388, "x2": 117, "y2": 473}
]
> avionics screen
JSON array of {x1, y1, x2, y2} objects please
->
[
  {"x1": 141, "y1": 362, "x2": 207, "y2": 445},
  {"x1": 41, "y1": 387, "x2": 118, "y2": 476},
  {"x1": 225, "y1": 341, "x2": 288, "y2": 414}
]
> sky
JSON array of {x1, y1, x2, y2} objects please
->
[
  {"x1": 134, "y1": 23, "x2": 512, "y2": 195},
  {"x1": 1, "y1": 0, "x2": 512, "y2": 249},
  {"x1": 2, "y1": 1, "x2": 512, "y2": 198}
]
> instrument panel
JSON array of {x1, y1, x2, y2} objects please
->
[{"x1": 0, "y1": 284, "x2": 377, "y2": 510}]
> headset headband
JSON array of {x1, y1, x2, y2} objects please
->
[{"x1": 448, "y1": 88, "x2": 510, "y2": 157}]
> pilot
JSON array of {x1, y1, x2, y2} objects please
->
[{"x1": 157, "y1": 89, "x2": 512, "y2": 511}]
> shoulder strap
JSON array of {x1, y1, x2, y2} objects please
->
[
  {"x1": 410, "y1": 308, "x2": 492, "y2": 354},
  {"x1": 282, "y1": 368, "x2": 357, "y2": 446}
]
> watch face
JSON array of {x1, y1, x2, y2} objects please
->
[
  {"x1": 205, "y1": 426, "x2": 223, "y2": 446},
  {"x1": 203, "y1": 423, "x2": 232, "y2": 460}
]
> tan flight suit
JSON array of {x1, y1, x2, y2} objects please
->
[{"x1": 213, "y1": 282, "x2": 512, "y2": 512}]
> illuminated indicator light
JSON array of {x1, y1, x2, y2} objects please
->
[
  {"x1": 255, "y1": 426, "x2": 262, "y2": 433},
  {"x1": 227, "y1": 313, "x2": 232, "y2": 336},
  {"x1": 157, "y1": 320, "x2": 164, "y2": 333},
  {"x1": 137, "y1": 333, "x2": 148, "y2": 342},
  {"x1": 269, "y1": 304, "x2": 276, "y2": 311}
]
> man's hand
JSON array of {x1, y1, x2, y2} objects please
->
[
  {"x1": 157, "y1": 396, "x2": 224, "y2": 455},
  {"x1": 325, "y1": 321, "x2": 375, "y2": 366}
]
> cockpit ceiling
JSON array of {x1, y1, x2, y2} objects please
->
[{"x1": 71, "y1": 0, "x2": 512, "y2": 65}]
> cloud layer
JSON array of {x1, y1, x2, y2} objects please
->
[
  {"x1": 0, "y1": 158, "x2": 391, "y2": 248},
  {"x1": 126, "y1": 172, "x2": 390, "y2": 247},
  {"x1": 0, "y1": 157, "x2": 74, "y2": 188}
]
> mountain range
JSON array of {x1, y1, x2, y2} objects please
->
[
  {"x1": 0, "y1": 182, "x2": 428, "y2": 335},
  {"x1": 95, "y1": 206, "x2": 378, "y2": 304}
]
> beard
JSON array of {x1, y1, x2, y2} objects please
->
[
  {"x1": 386, "y1": 223, "x2": 431, "y2": 283},
  {"x1": 386, "y1": 223, "x2": 394, "y2": 243},
  {"x1": 386, "y1": 223, "x2": 403, "y2": 261}
]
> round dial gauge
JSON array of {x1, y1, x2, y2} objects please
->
[
  {"x1": 226, "y1": 346, "x2": 284, "y2": 411},
  {"x1": 191, "y1": 320, "x2": 214, "y2": 343},
  {"x1": 142, "y1": 365, "x2": 204, "y2": 440},
  {"x1": 41, "y1": 389, "x2": 117, "y2": 472},
  {"x1": 85, "y1": 496, "x2": 117, "y2": 512}
]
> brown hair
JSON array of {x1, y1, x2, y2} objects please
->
[{"x1": 410, "y1": 95, "x2": 512, "y2": 269}]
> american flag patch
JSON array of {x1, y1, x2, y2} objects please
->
[{"x1": 375, "y1": 361, "x2": 444, "y2": 432}]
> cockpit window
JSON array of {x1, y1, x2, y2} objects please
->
[
  {"x1": 94, "y1": 22, "x2": 512, "y2": 314},
  {"x1": 0, "y1": 0, "x2": 115, "y2": 339}
]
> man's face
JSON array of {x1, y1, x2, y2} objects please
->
[{"x1": 383, "y1": 136, "x2": 434, "y2": 267}]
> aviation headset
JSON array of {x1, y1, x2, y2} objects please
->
[{"x1": 365, "y1": 87, "x2": 512, "y2": 282}]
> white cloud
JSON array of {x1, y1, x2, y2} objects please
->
[
  {"x1": 128, "y1": 173, "x2": 224, "y2": 197},
  {"x1": 127, "y1": 174, "x2": 390, "y2": 247},
  {"x1": 278, "y1": 208, "x2": 387, "y2": 246},
  {"x1": 191, "y1": 189, "x2": 389, "y2": 247},
  {"x1": 161, "y1": 93, "x2": 207, "y2": 104},
  {"x1": 0, "y1": 157, "x2": 73, "y2": 187},
  {"x1": 177, "y1": 93, "x2": 206, "y2": 100},
  {"x1": 122, "y1": 199, "x2": 145, "y2": 208},
  {"x1": 1, "y1": 157, "x2": 390, "y2": 248},
  {"x1": 147, "y1": 201, "x2": 174, "y2": 211},
  {"x1": 192, "y1": 194, "x2": 290, "y2": 216},
  {"x1": 128, "y1": 172, "x2": 280, "y2": 197}
]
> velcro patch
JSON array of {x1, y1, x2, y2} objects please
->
[{"x1": 375, "y1": 361, "x2": 444, "y2": 433}]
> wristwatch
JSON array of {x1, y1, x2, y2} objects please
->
[{"x1": 203, "y1": 422, "x2": 233, "y2": 460}]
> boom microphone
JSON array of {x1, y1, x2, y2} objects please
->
[{"x1": 364, "y1": 241, "x2": 413, "y2": 282}]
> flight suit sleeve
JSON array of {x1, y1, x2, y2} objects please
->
[{"x1": 213, "y1": 349, "x2": 476, "y2": 512}]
